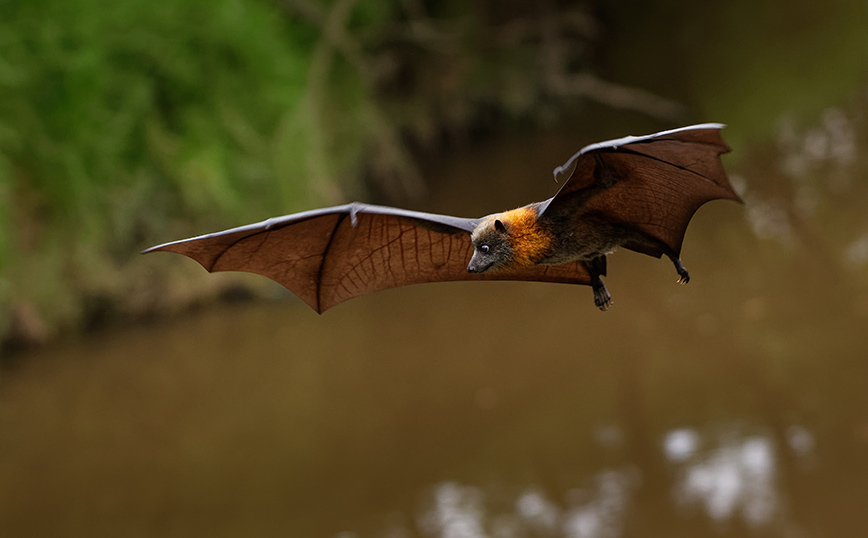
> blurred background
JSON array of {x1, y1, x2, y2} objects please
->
[{"x1": 1, "y1": 0, "x2": 868, "y2": 536}]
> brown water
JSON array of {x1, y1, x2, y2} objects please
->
[{"x1": 2, "y1": 109, "x2": 868, "y2": 537}]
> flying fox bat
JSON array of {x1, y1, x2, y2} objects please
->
[{"x1": 143, "y1": 123, "x2": 741, "y2": 313}]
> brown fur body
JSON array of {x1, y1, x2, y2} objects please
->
[
  {"x1": 469, "y1": 199, "x2": 645, "y2": 272},
  {"x1": 467, "y1": 199, "x2": 664, "y2": 310}
]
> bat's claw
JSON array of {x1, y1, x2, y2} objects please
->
[
  {"x1": 596, "y1": 298, "x2": 612, "y2": 311},
  {"x1": 592, "y1": 282, "x2": 612, "y2": 311},
  {"x1": 671, "y1": 259, "x2": 690, "y2": 285}
]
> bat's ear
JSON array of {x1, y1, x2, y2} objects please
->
[{"x1": 494, "y1": 219, "x2": 507, "y2": 233}]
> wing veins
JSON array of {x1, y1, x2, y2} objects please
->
[
  {"x1": 208, "y1": 230, "x2": 264, "y2": 272},
  {"x1": 315, "y1": 213, "x2": 349, "y2": 313},
  {"x1": 605, "y1": 146, "x2": 720, "y2": 184}
]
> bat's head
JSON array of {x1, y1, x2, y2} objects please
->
[
  {"x1": 468, "y1": 217, "x2": 513, "y2": 274},
  {"x1": 468, "y1": 206, "x2": 554, "y2": 273}
]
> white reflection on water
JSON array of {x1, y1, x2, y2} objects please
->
[
  {"x1": 515, "y1": 489, "x2": 560, "y2": 534},
  {"x1": 663, "y1": 428, "x2": 700, "y2": 462},
  {"x1": 347, "y1": 426, "x2": 817, "y2": 538},
  {"x1": 744, "y1": 105, "x2": 863, "y2": 251},
  {"x1": 743, "y1": 195, "x2": 797, "y2": 246},
  {"x1": 785, "y1": 425, "x2": 815, "y2": 457},
  {"x1": 416, "y1": 469, "x2": 637, "y2": 538},
  {"x1": 666, "y1": 429, "x2": 778, "y2": 527},
  {"x1": 561, "y1": 470, "x2": 637, "y2": 538},
  {"x1": 418, "y1": 482, "x2": 489, "y2": 538},
  {"x1": 778, "y1": 108, "x2": 857, "y2": 184}
]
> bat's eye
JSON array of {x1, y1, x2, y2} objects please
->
[{"x1": 480, "y1": 245, "x2": 490, "y2": 254}]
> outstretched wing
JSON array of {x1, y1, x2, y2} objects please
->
[
  {"x1": 540, "y1": 123, "x2": 741, "y2": 257},
  {"x1": 143, "y1": 203, "x2": 591, "y2": 313}
]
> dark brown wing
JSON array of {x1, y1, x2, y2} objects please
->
[
  {"x1": 539, "y1": 123, "x2": 741, "y2": 258},
  {"x1": 143, "y1": 203, "x2": 591, "y2": 313}
]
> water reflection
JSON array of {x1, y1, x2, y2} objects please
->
[
  {"x1": 414, "y1": 470, "x2": 638, "y2": 538},
  {"x1": 743, "y1": 194, "x2": 797, "y2": 246},
  {"x1": 785, "y1": 426, "x2": 816, "y2": 459},
  {"x1": 663, "y1": 429, "x2": 700, "y2": 462},
  {"x1": 777, "y1": 108, "x2": 857, "y2": 182},
  {"x1": 668, "y1": 429, "x2": 778, "y2": 528},
  {"x1": 742, "y1": 102, "x2": 866, "y2": 267},
  {"x1": 515, "y1": 490, "x2": 559, "y2": 535},
  {"x1": 419, "y1": 483, "x2": 488, "y2": 538},
  {"x1": 560, "y1": 471, "x2": 636, "y2": 538},
  {"x1": 343, "y1": 425, "x2": 818, "y2": 538}
]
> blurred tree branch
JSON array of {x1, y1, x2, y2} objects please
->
[
  {"x1": 276, "y1": 0, "x2": 426, "y2": 200},
  {"x1": 536, "y1": 3, "x2": 686, "y2": 121},
  {"x1": 276, "y1": 0, "x2": 370, "y2": 80}
]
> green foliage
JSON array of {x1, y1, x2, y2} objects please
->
[
  {"x1": 0, "y1": 0, "x2": 314, "y2": 233},
  {"x1": 0, "y1": 0, "x2": 397, "y2": 339}
]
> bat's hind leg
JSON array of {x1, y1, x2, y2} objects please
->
[
  {"x1": 625, "y1": 233, "x2": 691, "y2": 285},
  {"x1": 667, "y1": 255, "x2": 690, "y2": 284},
  {"x1": 591, "y1": 276, "x2": 612, "y2": 310},
  {"x1": 584, "y1": 256, "x2": 612, "y2": 311},
  {"x1": 644, "y1": 237, "x2": 690, "y2": 284}
]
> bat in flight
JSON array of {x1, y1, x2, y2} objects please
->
[{"x1": 143, "y1": 123, "x2": 741, "y2": 313}]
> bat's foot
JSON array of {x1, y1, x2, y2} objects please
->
[
  {"x1": 592, "y1": 277, "x2": 612, "y2": 311},
  {"x1": 672, "y1": 258, "x2": 690, "y2": 284}
]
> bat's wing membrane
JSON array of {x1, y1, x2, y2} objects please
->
[
  {"x1": 543, "y1": 124, "x2": 741, "y2": 257},
  {"x1": 144, "y1": 203, "x2": 591, "y2": 313}
]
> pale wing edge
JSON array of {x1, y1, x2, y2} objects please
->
[
  {"x1": 551, "y1": 122, "x2": 727, "y2": 180},
  {"x1": 141, "y1": 202, "x2": 481, "y2": 257}
]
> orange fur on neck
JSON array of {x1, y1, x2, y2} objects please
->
[{"x1": 497, "y1": 206, "x2": 553, "y2": 266}]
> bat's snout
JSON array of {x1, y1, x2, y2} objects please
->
[{"x1": 467, "y1": 253, "x2": 494, "y2": 274}]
